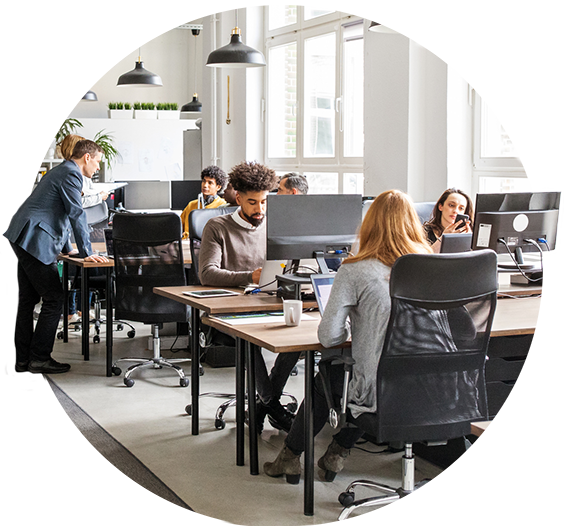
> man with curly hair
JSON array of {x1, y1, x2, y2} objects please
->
[
  {"x1": 180, "y1": 165, "x2": 228, "y2": 239},
  {"x1": 199, "y1": 160, "x2": 300, "y2": 433}
]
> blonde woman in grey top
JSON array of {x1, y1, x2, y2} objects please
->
[{"x1": 264, "y1": 189, "x2": 432, "y2": 484}]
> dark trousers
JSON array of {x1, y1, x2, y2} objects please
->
[
  {"x1": 254, "y1": 350, "x2": 301, "y2": 405},
  {"x1": 11, "y1": 243, "x2": 64, "y2": 363},
  {"x1": 285, "y1": 363, "x2": 364, "y2": 455}
]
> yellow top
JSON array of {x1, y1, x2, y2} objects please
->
[{"x1": 181, "y1": 196, "x2": 227, "y2": 239}]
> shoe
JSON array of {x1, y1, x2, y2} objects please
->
[
  {"x1": 15, "y1": 361, "x2": 29, "y2": 373},
  {"x1": 264, "y1": 399, "x2": 295, "y2": 433},
  {"x1": 263, "y1": 445, "x2": 302, "y2": 484},
  {"x1": 317, "y1": 438, "x2": 351, "y2": 482},
  {"x1": 68, "y1": 313, "x2": 80, "y2": 324},
  {"x1": 28, "y1": 358, "x2": 71, "y2": 374}
]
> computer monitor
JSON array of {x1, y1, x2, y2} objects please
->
[
  {"x1": 267, "y1": 194, "x2": 362, "y2": 268},
  {"x1": 171, "y1": 180, "x2": 202, "y2": 210},
  {"x1": 471, "y1": 191, "x2": 560, "y2": 268},
  {"x1": 122, "y1": 180, "x2": 171, "y2": 210}
]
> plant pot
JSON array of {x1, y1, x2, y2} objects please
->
[
  {"x1": 158, "y1": 110, "x2": 180, "y2": 120},
  {"x1": 108, "y1": 109, "x2": 134, "y2": 119},
  {"x1": 134, "y1": 109, "x2": 158, "y2": 119}
]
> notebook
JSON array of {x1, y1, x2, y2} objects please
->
[
  {"x1": 309, "y1": 274, "x2": 335, "y2": 316},
  {"x1": 440, "y1": 232, "x2": 472, "y2": 253}
]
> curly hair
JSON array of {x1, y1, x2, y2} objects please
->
[
  {"x1": 201, "y1": 165, "x2": 228, "y2": 191},
  {"x1": 228, "y1": 161, "x2": 278, "y2": 193}
]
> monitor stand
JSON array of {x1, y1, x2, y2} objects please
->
[{"x1": 276, "y1": 252, "x2": 331, "y2": 300}]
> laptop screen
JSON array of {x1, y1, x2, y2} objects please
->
[
  {"x1": 103, "y1": 228, "x2": 114, "y2": 257},
  {"x1": 310, "y1": 274, "x2": 335, "y2": 316}
]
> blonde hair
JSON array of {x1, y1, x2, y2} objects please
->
[
  {"x1": 344, "y1": 190, "x2": 432, "y2": 268},
  {"x1": 59, "y1": 134, "x2": 85, "y2": 161}
]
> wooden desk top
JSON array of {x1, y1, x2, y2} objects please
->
[
  {"x1": 472, "y1": 420, "x2": 564, "y2": 440},
  {"x1": 153, "y1": 285, "x2": 316, "y2": 314},
  {"x1": 202, "y1": 311, "x2": 344, "y2": 353},
  {"x1": 490, "y1": 296, "x2": 539, "y2": 336}
]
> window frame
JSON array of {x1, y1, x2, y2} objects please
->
[{"x1": 264, "y1": 7, "x2": 364, "y2": 194}]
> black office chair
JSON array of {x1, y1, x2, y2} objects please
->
[
  {"x1": 110, "y1": 212, "x2": 191, "y2": 388},
  {"x1": 186, "y1": 207, "x2": 298, "y2": 429},
  {"x1": 319, "y1": 250, "x2": 497, "y2": 520}
]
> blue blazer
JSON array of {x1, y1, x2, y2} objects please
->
[{"x1": 4, "y1": 160, "x2": 93, "y2": 265}]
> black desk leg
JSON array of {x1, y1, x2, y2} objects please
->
[
  {"x1": 304, "y1": 350, "x2": 314, "y2": 516},
  {"x1": 236, "y1": 337, "x2": 245, "y2": 466},
  {"x1": 62, "y1": 262, "x2": 69, "y2": 343},
  {"x1": 105, "y1": 267, "x2": 113, "y2": 377},
  {"x1": 246, "y1": 342, "x2": 259, "y2": 475},
  {"x1": 81, "y1": 267, "x2": 89, "y2": 360},
  {"x1": 190, "y1": 307, "x2": 200, "y2": 435}
]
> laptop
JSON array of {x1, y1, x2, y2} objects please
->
[
  {"x1": 103, "y1": 228, "x2": 114, "y2": 258},
  {"x1": 309, "y1": 274, "x2": 335, "y2": 316},
  {"x1": 440, "y1": 233, "x2": 472, "y2": 254},
  {"x1": 245, "y1": 260, "x2": 287, "y2": 293}
]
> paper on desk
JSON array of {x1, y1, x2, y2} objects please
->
[
  {"x1": 212, "y1": 312, "x2": 316, "y2": 326},
  {"x1": 92, "y1": 182, "x2": 128, "y2": 193}
]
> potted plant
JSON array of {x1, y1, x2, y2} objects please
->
[
  {"x1": 93, "y1": 129, "x2": 119, "y2": 181},
  {"x1": 108, "y1": 102, "x2": 134, "y2": 119},
  {"x1": 157, "y1": 102, "x2": 180, "y2": 119},
  {"x1": 134, "y1": 101, "x2": 157, "y2": 119},
  {"x1": 54, "y1": 118, "x2": 84, "y2": 158}
]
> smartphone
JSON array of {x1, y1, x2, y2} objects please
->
[{"x1": 455, "y1": 213, "x2": 469, "y2": 230}]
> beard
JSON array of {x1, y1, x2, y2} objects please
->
[{"x1": 241, "y1": 210, "x2": 264, "y2": 227}]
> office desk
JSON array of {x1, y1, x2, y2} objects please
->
[
  {"x1": 59, "y1": 243, "x2": 191, "y2": 377},
  {"x1": 152, "y1": 285, "x2": 316, "y2": 437},
  {"x1": 201, "y1": 310, "x2": 332, "y2": 516}
]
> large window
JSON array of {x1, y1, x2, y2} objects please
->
[
  {"x1": 474, "y1": 89, "x2": 564, "y2": 192},
  {"x1": 265, "y1": 8, "x2": 364, "y2": 194}
]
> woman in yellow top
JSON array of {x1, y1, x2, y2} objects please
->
[{"x1": 180, "y1": 165, "x2": 228, "y2": 239}]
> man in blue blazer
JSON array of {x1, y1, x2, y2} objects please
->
[{"x1": 4, "y1": 139, "x2": 109, "y2": 374}]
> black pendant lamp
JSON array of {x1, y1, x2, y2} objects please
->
[
  {"x1": 82, "y1": 90, "x2": 98, "y2": 101},
  {"x1": 181, "y1": 29, "x2": 203, "y2": 112},
  {"x1": 117, "y1": 48, "x2": 163, "y2": 87},
  {"x1": 206, "y1": 11, "x2": 265, "y2": 68}
]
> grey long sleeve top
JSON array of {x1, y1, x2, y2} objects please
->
[
  {"x1": 198, "y1": 212, "x2": 266, "y2": 287},
  {"x1": 318, "y1": 258, "x2": 392, "y2": 419}
]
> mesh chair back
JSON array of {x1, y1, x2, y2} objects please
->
[
  {"x1": 367, "y1": 250, "x2": 497, "y2": 443},
  {"x1": 188, "y1": 206, "x2": 238, "y2": 284},
  {"x1": 112, "y1": 212, "x2": 187, "y2": 324}
]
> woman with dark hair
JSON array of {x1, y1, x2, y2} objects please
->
[
  {"x1": 263, "y1": 189, "x2": 433, "y2": 484},
  {"x1": 423, "y1": 188, "x2": 474, "y2": 252}
]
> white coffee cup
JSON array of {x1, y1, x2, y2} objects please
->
[{"x1": 283, "y1": 299, "x2": 303, "y2": 327}]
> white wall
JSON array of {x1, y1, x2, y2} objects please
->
[
  {"x1": 470, "y1": 5, "x2": 564, "y2": 88},
  {"x1": 0, "y1": 5, "x2": 195, "y2": 118}
]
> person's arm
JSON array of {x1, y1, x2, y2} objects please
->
[
  {"x1": 59, "y1": 171, "x2": 93, "y2": 258},
  {"x1": 198, "y1": 221, "x2": 255, "y2": 287},
  {"x1": 318, "y1": 268, "x2": 355, "y2": 348}
]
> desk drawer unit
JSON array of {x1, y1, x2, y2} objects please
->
[{"x1": 486, "y1": 335, "x2": 564, "y2": 419}]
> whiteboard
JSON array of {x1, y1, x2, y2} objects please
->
[{"x1": 78, "y1": 118, "x2": 199, "y2": 182}]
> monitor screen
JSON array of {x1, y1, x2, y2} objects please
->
[
  {"x1": 122, "y1": 180, "x2": 171, "y2": 210},
  {"x1": 266, "y1": 194, "x2": 362, "y2": 262},
  {"x1": 171, "y1": 180, "x2": 203, "y2": 210},
  {"x1": 471, "y1": 191, "x2": 560, "y2": 265}
]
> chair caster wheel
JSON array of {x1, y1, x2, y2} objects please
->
[
  {"x1": 124, "y1": 378, "x2": 134, "y2": 387},
  {"x1": 290, "y1": 366, "x2": 298, "y2": 376},
  {"x1": 127, "y1": 330, "x2": 135, "y2": 338},
  {"x1": 112, "y1": 366, "x2": 121, "y2": 376},
  {"x1": 117, "y1": 324, "x2": 124, "y2": 331},
  {"x1": 179, "y1": 377, "x2": 189, "y2": 387},
  {"x1": 93, "y1": 335, "x2": 100, "y2": 344},
  {"x1": 185, "y1": 404, "x2": 192, "y2": 415},
  {"x1": 57, "y1": 331, "x2": 64, "y2": 340},
  {"x1": 338, "y1": 491, "x2": 355, "y2": 507},
  {"x1": 215, "y1": 418, "x2": 226, "y2": 430},
  {"x1": 199, "y1": 366, "x2": 204, "y2": 376}
]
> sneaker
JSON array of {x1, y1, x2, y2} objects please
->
[
  {"x1": 28, "y1": 358, "x2": 71, "y2": 374},
  {"x1": 264, "y1": 399, "x2": 295, "y2": 433}
]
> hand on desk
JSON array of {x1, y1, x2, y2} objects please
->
[
  {"x1": 252, "y1": 267, "x2": 262, "y2": 285},
  {"x1": 63, "y1": 249, "x2": 79, "y2": 256},
  {"x1": 85, "y1": 254, "x2": 110, "y2": 263}
]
